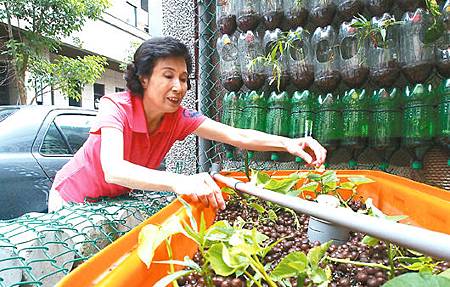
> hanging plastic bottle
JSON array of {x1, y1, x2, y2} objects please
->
[
  {"x1": 399, "y1": 8, "x2": 435, "y2": 84},
  {"x1": 288, "y1": 27, "x2": 314, "y2": 90},
  {"x1": 266, "y1": 91, "x2": 290, "y2": 160},
  {"x1": 402, "y1": 83, "x2": 436, "y2": 169},
  {"x1": 312, "y1": 26, "x2": 341, "y2": 93},
  {"x1": 263, "y1": 29, "x2": 290, "y2": 91},
  {"x1": 338, "y1": 20, "x2": 369, "y2": 88},
  {"x1": 335, "y1": 0, "x2": 364, "y2": 22},
  {"x1": 366, "y1": 0, "x2": 393, "y2": 17},
  {"x1": 236, "y1": 0, "x2": 261, "y2": 31},
  {"x1": 261, "y1": 0, "x2": 284, "y2": 30},
  {"x1": 396, "y1": 0, "x2": 424, "y2": 13},
  {"x1": 437, "y1": 79, "x2": 450, "y2": 166},
  {"x1": 221, "y1": 91, "x2": 242, "y2": 159},
  {"x1": 341, "y1": 89, "x2": 369, "y2": 168},
  {"x1": 217, "y1": 34, "x2": 243, "y2": 92},
  {"x1": 238, "y1": 31, "x2": 267, "y2": 90},
  {"x1": 283, "y1": 0, "x2": 308, "y2": 29},
  {"x1": 436, "y1": 0, "x2": 450, "y2": 78},
  {"x1": 369, "y1": 88, "x2": 402, "y2": 170},
  {"x1": 308, "y1": 0, "x2": 336, "y2": 28},
  {"x1": 241, "y1": 90, "x2": 267, "y2": 158},
  {"x1": 289, "y1": 90, "x2": 316, "y2": 163},
  {"x1": 315, "y1": 93, "x2": 342, "y2": 153},
  {"x1": 368, "y1": 13, "x2": 400, "y2": 88},
  {"x1": 216, "y1": 0, "x2": 237, "y2": 35}
]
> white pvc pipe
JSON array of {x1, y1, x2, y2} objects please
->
[{"x1": 212, "y1": 173, "x2": 450, "y2": 260}]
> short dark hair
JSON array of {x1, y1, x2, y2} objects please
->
[{"x1": 125, "y1": 37, "x2": 193, "y2": 95}]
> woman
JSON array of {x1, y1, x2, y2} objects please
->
[{"x1": 49, "y1": 37, "x2": 326, "y2": 212}]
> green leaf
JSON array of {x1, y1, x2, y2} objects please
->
[
  {"x1": 264, "y1": 175, "x2": 301, "y2": 194},
  {"x1": 309, "y1": 266, "x2": 330, "y2": 285},
  {"x1": 386, "y1": 215, "x2": 409, "y2": 222},
  {"x1": 268, "y1": 209, "x2": 278, "y2": 221},
  {"x1": 153, "y1": 269, "x2": 193, "y2": 287},
  {"x1": 382, "y1": 272, "x2": 450, "y2": 287},
  {"x1": 307, "y1": 241, "x2": 332, "y2": 268},
  {"x1": 178, "y1": 197, "x2": 198, "y2": 232},
  {"x1": 340, "y1": 182, "x2": 356, "y2": 190},
  {"x1": 207, "y1": 243, "x2": 236, "y2": 276},
  {"x1": 251, "y1": 171, "x2": 271, "y2": 186},
  {"x1": 348, "y1": 176, "x2": 375, "y2": 185},
  {"x1": 221, "y1": 187, "x2": 237, "y2": 195},
  {"x1": 439, "y1": 269, "x2": 450, "y2": 279},
  {"x1": 249, "y1": 202, "x2": 266, "y2": 214},
  {"x1": 362, "y1": 235, "x2": 380, "y2": 247},
  {"x1": 270, "y1": 252, "x2": 307, "y2": 280},
  {"x1": 205, "y1": 221, "x2": 234, "y2": 243},
  {"x1": 153, "y1": 258, "x2": 201, "y2": 271}
]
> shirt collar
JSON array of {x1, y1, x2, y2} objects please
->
[{"x1": 130, "y1": 92, "x2": 177, "y2": 134}]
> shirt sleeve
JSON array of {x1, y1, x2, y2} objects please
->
[
  {"x1": 175, "y1": 108, "x2": 207, "y2": 140},
  {"x1": 89, "y1": 96, "x2": 126, "y2": 134}
]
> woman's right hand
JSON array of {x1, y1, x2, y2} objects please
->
[{"x1": 171, "y1": 173, "x2": 226, "y2": 210}]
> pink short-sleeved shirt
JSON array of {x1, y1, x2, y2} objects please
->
[{"x1": 52, "y1": 91, "x2": 206, "y2": 202}]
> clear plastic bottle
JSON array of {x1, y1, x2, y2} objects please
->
[
  {"x1": 399, "y1": 8, "x2": 435, "y2": 84},
  {"x1": 261, "y1": 0, "x2": 284, "y2": 30},
  {"x1": 312, "y1": 25, "x2": 341, "y2": 93},
  {"x1": 308, "y1": 0, "x2": 336, "y2": 28},
  {"x1": 368, "y1": 13, "x2": 400, "y2": 88},
  {"x1": 436, "y1": 0, "x2": 450, "y2": 78},
  {"x1": 335, "y1": 0, "x2": 364, "y2": 22},
  {"x1": 216, "y1": 0, "x2": 237, "y2": 35},
  {"x1": 236, "y1": 0, "x2": 261, "y2": 31},
  {"x1": 217, "y1": 34, "x2": 243, "y2": 92},
  {"x1": 338, "y1": 20, "x2": 369, "y2": 88},
  {"x1": 366, "y1": 0, "x2": 393, "y2": 17},
  {"x1": 263, "y1": 29, "x2": 290, "y2": 91},
  {"x1": 288, "y1": 27, "x2": 314, "y2": 90},
  {"x1": 283, "y1": 0, "x2": 309, "y2": 29},
  {"x1": 238, "y1": 31, "x2": 267, "y2": 90}
]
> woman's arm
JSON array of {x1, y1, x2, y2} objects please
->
[
  {"x1": 193, "y1": 118, "x2": 327, "y2": 166},
  {"x1": 100, "y1": 127, "x2": 225, "y2": 209}
]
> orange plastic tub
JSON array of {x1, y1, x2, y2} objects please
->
[{"x1": 57, "y1": 170, "x2": 450, "y2": 287}]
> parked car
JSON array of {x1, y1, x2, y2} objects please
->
[{"x1": 0, "y1": 105, "x2": 97, "y2": 219}]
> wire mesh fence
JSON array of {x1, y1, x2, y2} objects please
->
[
  {"x1": 196, "y1": 0, "x2": 450, "y2": 190},
  {"x1": 0, "y1": 191, "x2": 174, "y2": 287}
]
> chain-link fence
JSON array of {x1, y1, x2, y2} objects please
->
[
  {"x1": 196, "y1": 1, "x2": 450, "y2": 190},
  {"x1": 0, "y1": 191, "x2": 174, "y2": 287}
]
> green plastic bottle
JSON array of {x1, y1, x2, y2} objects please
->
[
  {"x1": 315, "y1": 93, "x2": 342, "y2": 153},
  {"x1": 341, "y1": 89, "x2": 369, "y2": 168},
  {"x1": 221, "y1": 91, "x2": 241, "y2": 159},
  {"x1": 266, "y1": 91, "x2": 290, "y2": 161},
  {"x1": 241, "y1": 90, "x2": 267, "y2": 159},
  {"x1": 402, "y1": 83, "x2": 436, "y2": 169},
  {"x1": 289, "y1": 90, "x2": 316, "y2": 163},
  {"x1": 369, "y1": 88, "x2": 402, "y2": 170},
  {"x1": 437, "y1": 79, "x2": 450, "y2": 166}
]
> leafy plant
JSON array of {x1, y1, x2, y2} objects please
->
[{"x1": 350, "y1": 14, "x2": 403, "y2": 49}]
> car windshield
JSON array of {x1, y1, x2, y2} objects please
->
[{"x1": 0, "y1": 108, "x2": 19, "y2": 122}]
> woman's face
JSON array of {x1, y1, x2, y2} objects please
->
[{"x1": 141, "y1": 56, "x2": 189, "y2": 114}]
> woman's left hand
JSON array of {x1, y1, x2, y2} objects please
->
[{"x1": 285, "y1": 137, "x2": 327, "y2": 167}]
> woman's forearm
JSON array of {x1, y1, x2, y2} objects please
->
[
  {"x1": 231, "y1": 128, "x2": 290, "y2": 151},
  {"x1": 103, "y1": 160, "x2": 181, "y2": 192}
]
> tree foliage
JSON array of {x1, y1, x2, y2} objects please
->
[{"x1": 0, "y1": 0, "x2": 110, "y2": 104}]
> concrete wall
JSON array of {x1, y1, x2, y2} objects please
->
[{"x1": 157, "y1": 0, "x2": 199, "y2": 175}]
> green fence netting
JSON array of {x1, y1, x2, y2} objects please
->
[
  {"x1": 196, "y1": 1, "x2": 449, "y2": 190},
  {"x1": 0, "y1": 191, "x2": 174, "y2": 287}
]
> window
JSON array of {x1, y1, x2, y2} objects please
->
[
  {"x1": 115, "y1": 87, "x2": 125, "y2": 93},
  {"x1": 126, "y1": 2, "x2": 137, "y2": 26},
  {"x1": 69, "y1": 97, "x2": 81, "y2": 107},
  {"x1": 141, "y1": 0, "x2": 148, "y2": 12},
  {"x1": 40, "y1": 114, "x2": 95, "y2": 155},
  {"x1": 94, "y1": 83, "x2": 105, "y2": 110}
]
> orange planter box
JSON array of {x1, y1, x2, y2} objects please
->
[{"x1": 57, "y1": 170, "x2": 450, "y2": 287}]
